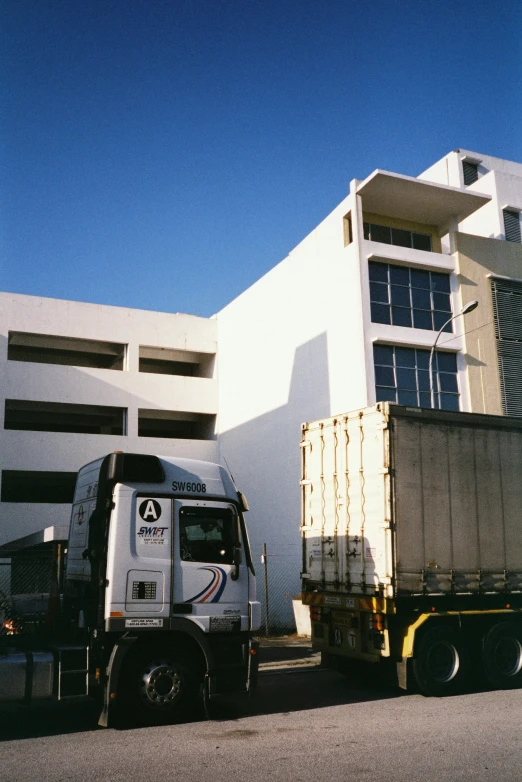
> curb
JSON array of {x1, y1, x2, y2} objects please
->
[{"x1": 259, "y1": 655, "x2": 321, "y2": 674}]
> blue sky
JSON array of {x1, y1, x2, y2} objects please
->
[{"x1": 2, "y1": 0, "x2": 521, "y2": 317}]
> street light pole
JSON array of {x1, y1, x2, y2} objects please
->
[{"x1": 429, "y1": 300, "x2": 479, "y2": 409}]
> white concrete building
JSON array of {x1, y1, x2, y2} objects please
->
[
  {"x1": 2, "y1": 149, "x2": 522, "y2": 629},
  {"x1": 0, "y1": 293, "x2": 217, "y2": 544},
  {"x1": 217, "y1": 149, "x2": 522, "y2": 627}
]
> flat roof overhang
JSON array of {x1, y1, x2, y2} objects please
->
[
  {"x1": 0, "y1": 525, "x2": 68, "y2": 556},
  {"x1": 356, "y1": 170, "x2": 491, "y2": 228}
]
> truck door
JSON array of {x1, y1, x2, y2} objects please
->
[
  {"x1": 173, "y1": 500, "x2": 250, "y2": 632},
  {"x1": 124, "y1": 496, "x2": 173, "y2": 620}
]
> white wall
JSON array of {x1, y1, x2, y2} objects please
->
[
  {"x1": 419, "y1": 149, "x2": 522, "y2": 188},
  {"x1": 419, "y1": 154, "x2": 462, "y2": 188},
  {"x1": 216, "y1": 194, "x2": 370, "y2": 628},
  {"x1": 461, "y1": 171, "x2": 522, "y2": 241},
  {"x1": 0, "y1": 293, "x2": 218, "y2": 544},
  {"x1": 420, "y1": 150, "x2": 522, "y2": 241},
  {"x1": 457, "y1": 171, "x2": 502, "y2": 238}
]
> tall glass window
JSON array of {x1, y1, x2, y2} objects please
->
[
  {"x1": 369, "y1": 262, "x2": 452, "y2": 332},
  {"x1": 374, "y1": 344, "x2": 459, "y2": 411},
  {"x1": 364, "y1": 222, "x2": 432, "y2": 252}
]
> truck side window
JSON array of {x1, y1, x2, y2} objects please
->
[{"x1": 179, "y1": 508, "x2": 235, "y2": 565}]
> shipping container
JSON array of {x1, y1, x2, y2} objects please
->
[{"x1": 301, "y1": 404, "x2": 522, "y2": 695}]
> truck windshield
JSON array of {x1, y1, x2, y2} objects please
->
[{"x1": 179, "y1": 507, "x2": 236, "y2": 565}]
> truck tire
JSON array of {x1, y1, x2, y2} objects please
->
[
  {"x1": 482, "y1": 622, "x2": 522, "y2": 690},
  {"x1": 122, "y1": 646, "x2": 200, "y2": 725},
  {"x1": 412, "y1": 625, "x2": 469, "y2": 697}
]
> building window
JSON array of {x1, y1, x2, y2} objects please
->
[
  {"x1": 139, "y1": 346, "x2": 215, "y2": 378},
  {"x1": 343, "y1": 212, "x2": 353, "y2": 246},
  {"x1": 4, "y1": 400, "x2": 126, "y2": 435},
  {"x1": 503, "y1": 210, "x2": 521, "y2": 243},
  {"x1": 374, "y1": 344, "x2": 459, "y2": 410},
  {"x1": 364, "y1": 222, "x2": 432, "y2": 252},
  {"x1": 462, "y1": 161, "x2": 479, "y2": 186},
  {"x1": 8, "y1": 332, "x2": 125, "y2": 370},
  {"x1": 138, "y1": 409, "x2": 215, "y2": 440},
  {"x1": 369, "y1": 262, "x2": 452, "y2": 331},
  {"x1": 1, "y1": 471, "x2": 77, "y2": 503}
]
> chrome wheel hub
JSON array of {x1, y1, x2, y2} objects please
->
[{"x1": 139, "y1": 661, "x2": 183, "y2": 708}]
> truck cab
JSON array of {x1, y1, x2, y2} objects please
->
[{"x1": 1, "y1": 452, "x2": 260, "y2": 726}]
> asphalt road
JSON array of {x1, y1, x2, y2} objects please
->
[{"x1": 1, "y1": 668, "x2": 521, "y2": 782}]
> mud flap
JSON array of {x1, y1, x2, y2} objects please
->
[
  {"x1": 248, "y1": 638, "x2": 259, "y2": 696},
  {"x1": 396, "y1": 658, "x2": 408, "y2": 690},
  {"x1": 98, "y1": 635, "x2": 136, "y2": 727}
]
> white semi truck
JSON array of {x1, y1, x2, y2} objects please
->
[
  {"x1": 301, "y1": 404, "x2": 522, "y2": 696},
  {"x1": 0, "y1": 452, "x2": 260, "y2": 725}
]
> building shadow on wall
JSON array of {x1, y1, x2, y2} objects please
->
[{"x1": 220, "y1": 332, "x2": 331, "y2": 633}]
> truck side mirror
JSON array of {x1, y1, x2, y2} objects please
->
[
  {"x1": 237, "y1": 492, "x2": 249, "y2": 512},
  {"x1": 231, "y1": 545, "x2": 242, "y2": 581}
]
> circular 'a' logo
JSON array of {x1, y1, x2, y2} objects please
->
[{"x1": 139, "y1": 499, "x2": 162, "y2": 521}]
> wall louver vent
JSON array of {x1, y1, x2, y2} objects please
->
[
  {"x1": 503, "y1": 210, "x2": 521, "y2": 243},
  {"x1": 491, "y1": 277, "x2": 522, "y2": 416},
  {"x1": 463, "y1": 161, "x2": 479, "y2": 186}
]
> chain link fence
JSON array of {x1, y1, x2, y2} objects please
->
[
  {"x1": 0, "y1": 553, "x2": 54, "y2": 636},
  {"x1": 256, "y1": 542, "x2": 303, "y2": 636}
]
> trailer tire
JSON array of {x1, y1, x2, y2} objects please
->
[
  {"x1": 482, "y1": 622, "x2": 522, "y2": 690},
  {"x1": 122, "y1": 646, "x2": 200, "y2": 725},
  {"x1": 412, "y1": 625, "x2": 468, "y2": 697}
]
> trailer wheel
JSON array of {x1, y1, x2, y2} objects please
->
[
  {"x1": 412, "y1": 625, "x2": 468, "y2": 697},
  {"x1": 482, "y1": 622, "x2": 522, "y2": 690},
  {"x1": 123, "y1": 647, "x2": 200, "y2": 725}
]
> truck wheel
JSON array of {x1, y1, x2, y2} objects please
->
[
  {"x1": 482, "y1": 622, "x2": 522, "y2": 689},
  {"x1": 124, "y1": 648, "x2": 199, "y2": 725},
  {"x1": 412, "y1": 625, "x2": 468, "y2": 696}
]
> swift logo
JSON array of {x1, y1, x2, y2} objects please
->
[
  {"x1": 186, "y1": 567, "x2": 227, "y2": 603},
  {"x1": 137, "y1": 526, "x2": 168, "y2": 538}
]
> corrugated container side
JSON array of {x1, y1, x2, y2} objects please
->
[
  {"x1": 391, "y1": 407, "x2": 522, "y2": 595},
  {"x1": 302, "y1": 403, "x2": 522, "y2": 599},
  {"x1": 301, "y1": 406, "x2": 394, "y2": 597}
]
